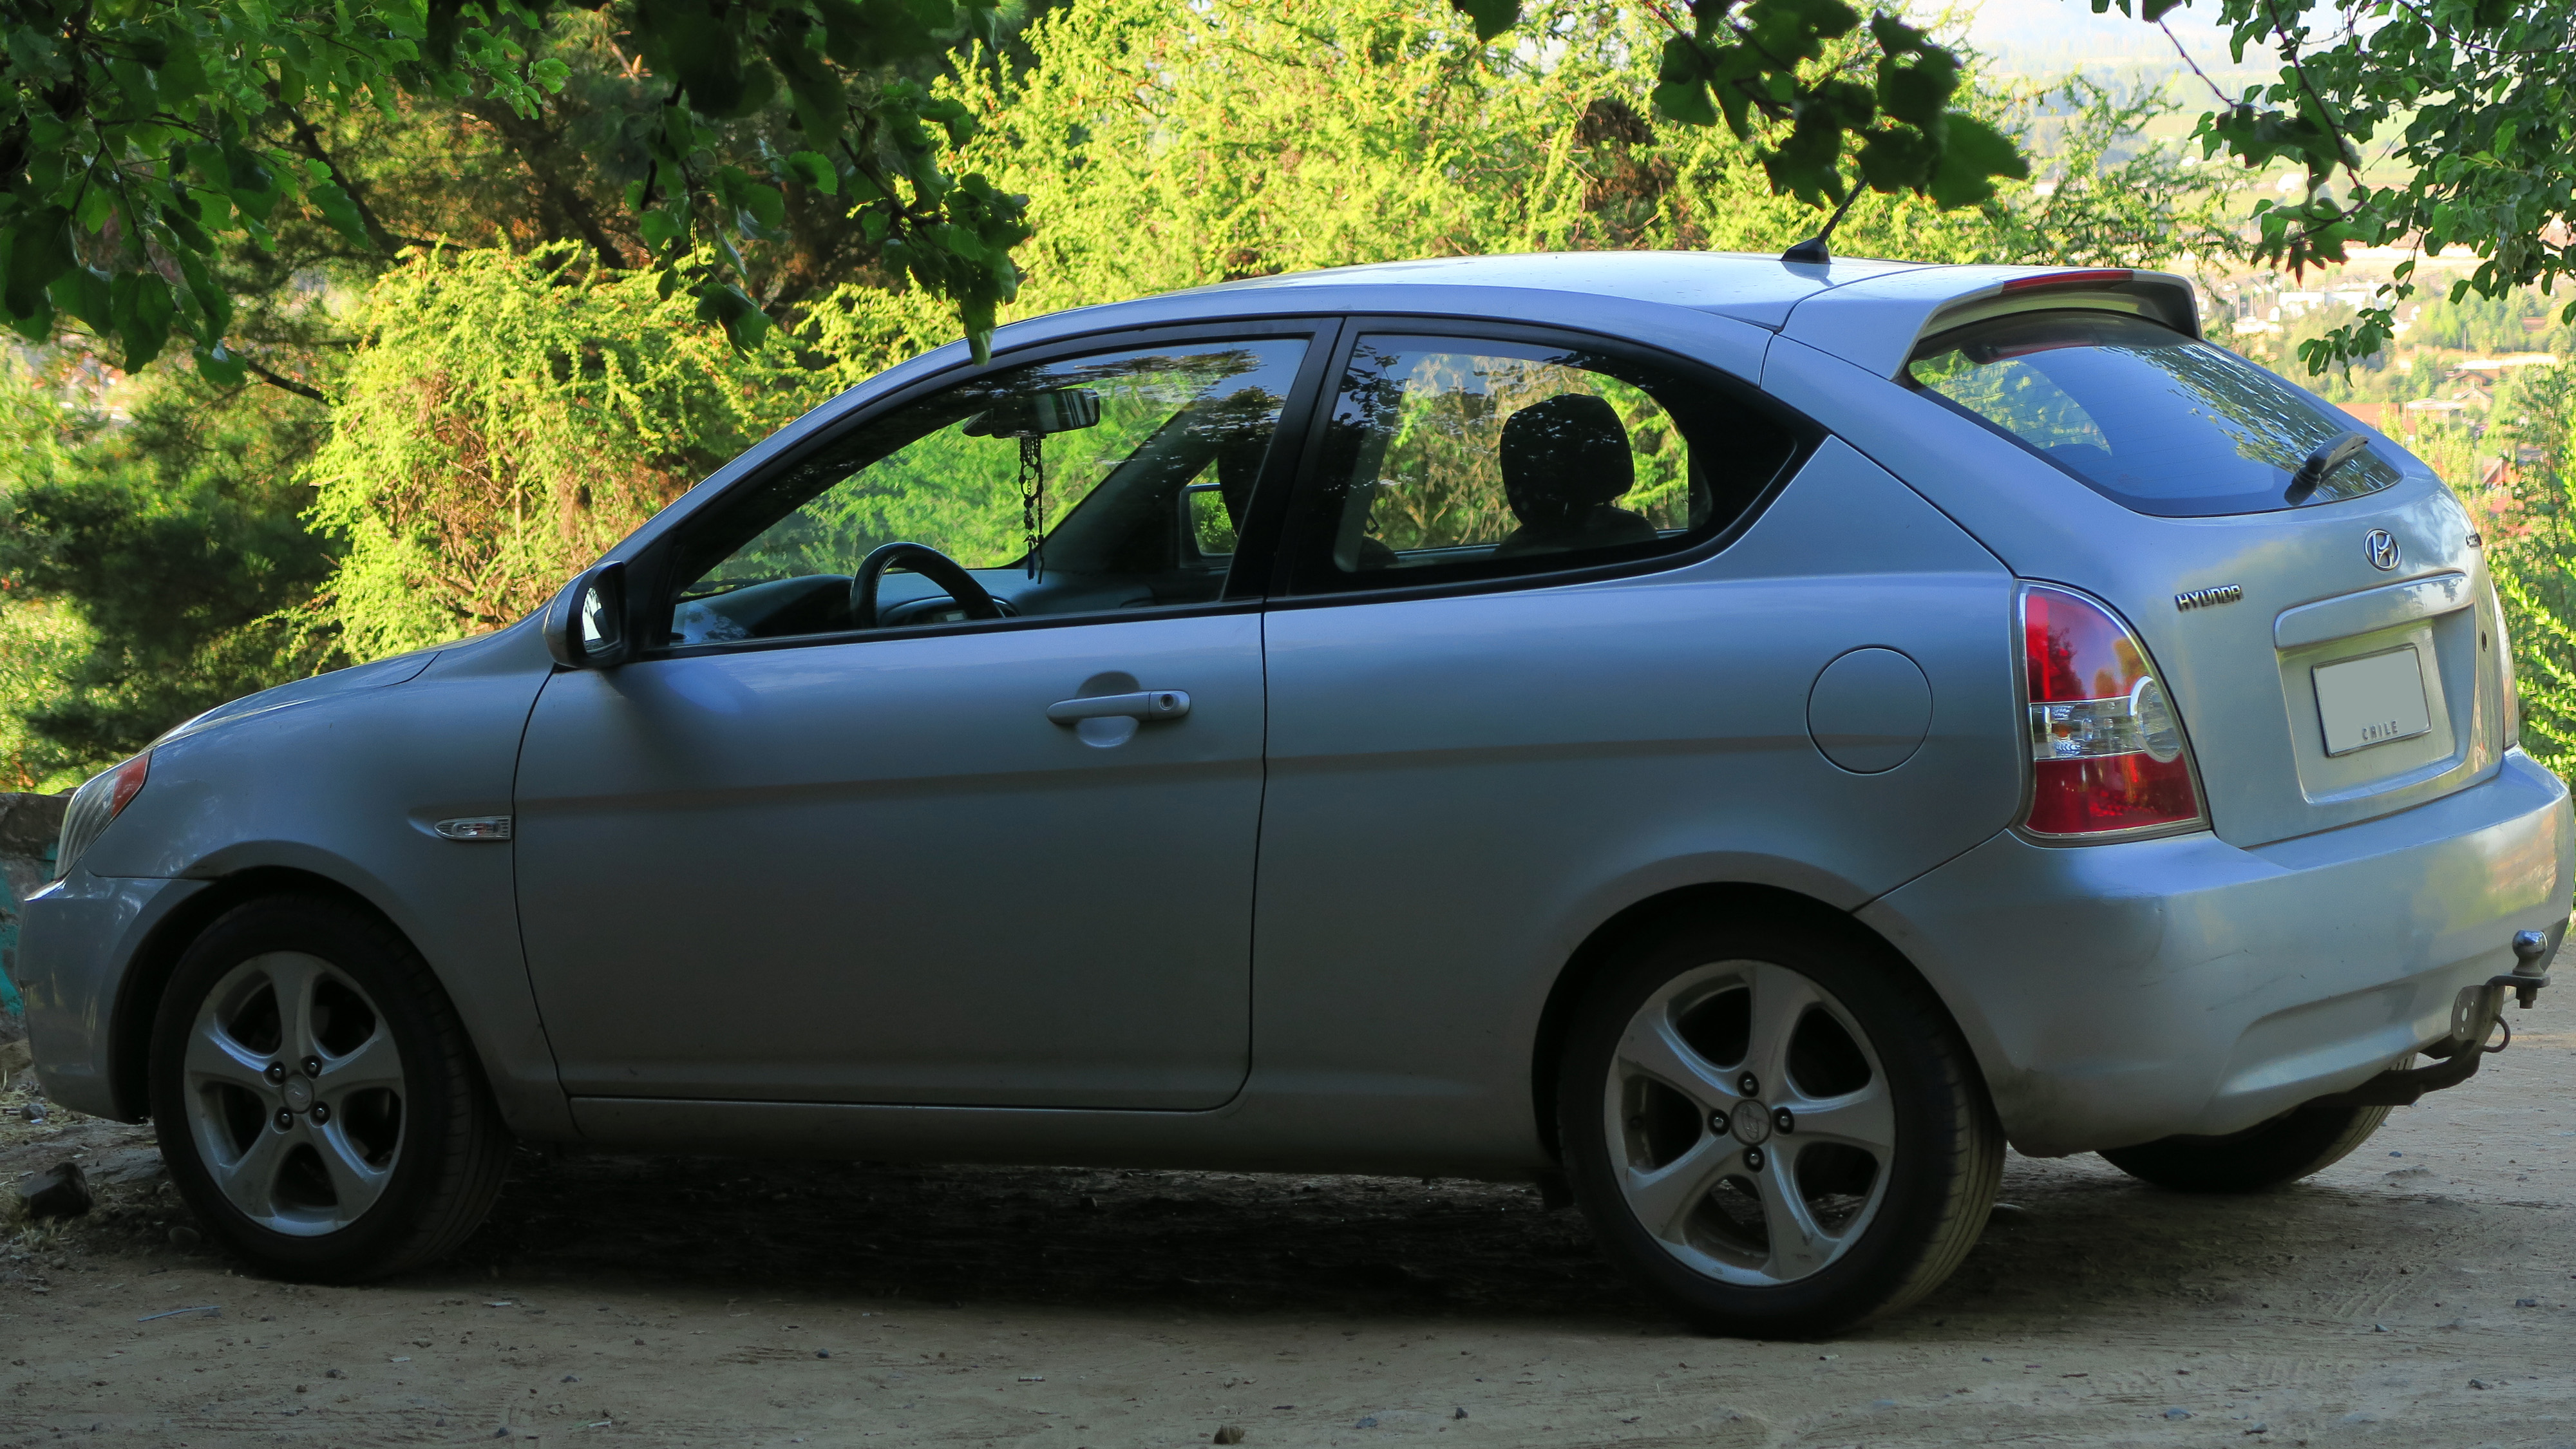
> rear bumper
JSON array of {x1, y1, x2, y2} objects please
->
[
  {"x1": 1863, "y1": 750, "x2": 2573, "y2": 1157},
  {"x1": 14, "y1": 871, "x2": 205, "y2": 1122}
]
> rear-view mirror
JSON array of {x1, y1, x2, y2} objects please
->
[{"x1": 964, "y1": 388, "x2": 1102, "y2": 439}]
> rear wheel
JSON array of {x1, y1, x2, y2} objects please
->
[
  {"x1": 2098, "y1": 1100, "x2": 2392, "y2": 1193},
  {"x1": 149, "y1": 895, "x2": 510, "y2": 1281},
  {"x1": 1557, "y1": 917, "x2": 2000, "y2": 1336}
]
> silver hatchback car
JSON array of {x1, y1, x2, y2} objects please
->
[{"x1": 19, "y1": 252, "x2": 2571, "y2": 1334}]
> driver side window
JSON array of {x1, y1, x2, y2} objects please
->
[{"x1": 666, "y1": 339, "x2": 1307, "y2": 645}]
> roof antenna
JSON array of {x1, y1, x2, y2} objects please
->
[{"x1": 1781, "y1": 184, "x2": 1864, "y2": 265}]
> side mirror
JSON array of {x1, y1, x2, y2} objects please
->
[
  {"x1": 542, "y1": 560, "x2": 630, "y2": 669},
  {"x1": 1178, "y1": 481, "x2": 1236, "y2": 562}
]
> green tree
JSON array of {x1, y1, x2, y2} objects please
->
[
  {"x1": 1452, "y1": 0, "x2": 2029, "y2": 222},
  {"x1": 0, "y1": 0, "x2": 1034, "y2": 378},
  {"x1": 2072, "y1": 0, "x2": 2576, "y2": 375},
  {"x1": 306, "y1": 243, "x2": 824, "y2": 657},
  {"x1": 952, "y1": 0, "x2": 2234, "y2": 308},
  {"x1": 2477, "y1": 365, "x2": 2576, "y2": 774},
  {"x1": 0, "y1": 355, "x2": 337, "y2": 783}
]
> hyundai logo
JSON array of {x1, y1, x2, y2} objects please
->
[{"x1": 2365, "y1": 529, "x2": 2400, "y2": 571}]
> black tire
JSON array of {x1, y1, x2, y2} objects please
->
[
  {"x1": 149, "y1": 894, "x2": 511, "y2": 1281},
  {"x1": 2098, "y1": 1099, "x2": 2392, "y2": 1193},
  {"x1": 1557, "y1": 915, "x2": 2000, "y2": 1336}
]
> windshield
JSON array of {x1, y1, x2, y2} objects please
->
[{"x1": 1906, "y1": 310, "x2": 2405, "y2": 517}]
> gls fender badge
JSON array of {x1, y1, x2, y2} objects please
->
[
  {"x1": 2175, "y1": 584, "x2": 2243, "y2": 612},
  {"x1": 2365, "y1": 529, "x2": 2401, "y2": 571}
]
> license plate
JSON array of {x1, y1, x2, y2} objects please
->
[{"x1": 2313, "y1": 645, "x2": 2432, "y2": 755}]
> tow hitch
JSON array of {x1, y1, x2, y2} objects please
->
[{"x1": 2316, "y1": 930, "x2": 2555, "y2": 1110}]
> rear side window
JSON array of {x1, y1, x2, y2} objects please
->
[
  {"x1": 1908, "y1": 310, "x2": 2403, "y2": 517},
  {"x1": 1285, "y1": 333, "x2": 1801, "y2": 592}
]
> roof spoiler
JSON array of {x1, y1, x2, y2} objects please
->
[{"x1": 1916, "y1": 268, "x2": 2202, "y2": 345}]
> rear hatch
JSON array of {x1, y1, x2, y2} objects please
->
[
  {"x1": 1772, "y1": 278, "x2": 2505, "y2": 849},
  {"x1": 2126, "y1": 501, "x2": 2501, "y2": 848}
]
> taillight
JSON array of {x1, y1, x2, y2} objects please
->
[
  {"x1": 2021, "y1": 584, "x2": 2203, "y2": 837},
  {"x1": 53, "y1": 751, "x2": 151, "y2": 880},
  {"x1": 2490, "y1": 582, "x2": 2522, "y2": 752}
]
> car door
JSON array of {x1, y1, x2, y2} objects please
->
[
  {"x1": 1245, "y1": 323, "x2": 2022, "y2": 1130},
  {"x1": 512, "y1": 328, "x2": 1326, "y2": 1109}
]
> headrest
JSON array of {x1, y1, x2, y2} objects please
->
[{"x1": 1500, "y1": 394, "x2": 1634, "y2": 531}]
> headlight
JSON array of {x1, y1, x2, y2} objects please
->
[{"x1": 53, "y1": 752, "x2": 151, "y2": 880}]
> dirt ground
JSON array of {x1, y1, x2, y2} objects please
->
[{"x1": 0, "y1": 1029, "x2": 2571, "y2": 1448}]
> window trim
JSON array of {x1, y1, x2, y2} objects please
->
[
  {"x1": 620, "y1": 317, "x2": 1343, "y2": 661},
  {"x1": 1267, "y1": 316, "x2": 1821, "y2": 609}
]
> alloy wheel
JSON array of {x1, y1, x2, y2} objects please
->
[
  {"x1": 181, "y1": 951, "x2": 406, "y2": 1236},
  {"x1": 1601, "y1": 958, "x2": 1895, "y2": 1285}
]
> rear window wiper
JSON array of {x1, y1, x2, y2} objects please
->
[{"x1": 2284, "y1": 431, "x2": 2371, "y2": 506}]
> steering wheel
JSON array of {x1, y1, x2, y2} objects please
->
[{"x1": 848, "y1": 542, "x2": 1006, "y2": 630}]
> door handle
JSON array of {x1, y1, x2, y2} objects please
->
[{"x1": 1046, "y1": 690, "x2": 1191, "y2": 725}]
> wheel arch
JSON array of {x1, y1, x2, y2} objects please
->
[
  {"x1": 107, "y1": 867, "x2": 440, "y2": 1122},
  {"x1": 1526, "y1": 882, "x2": 1980, "y2": 1162}
]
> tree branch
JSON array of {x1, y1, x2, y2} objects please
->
[
  {"x1": 2160, "y1": 20, "x2": 2233, "y2": 111},
  {"x1": 460, "y1": 97, "x2": 634, "y2": 270},
  {"x1": 278, "y1": 104, "x2": 432, "y2": 255},
  {"x1": 242, "y1": 356, "x2": 329, "y2": 404}
]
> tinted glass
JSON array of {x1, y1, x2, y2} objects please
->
[
  {"x1": 665, "y1": 339, "x2": 1305, "y2": 643},
  {"x1": 1295, "y1": 335, "x2": 1797, "y2": 589},
  {"x1": 1907, "y1": 310, "x2": 2404, "y2": 517}
]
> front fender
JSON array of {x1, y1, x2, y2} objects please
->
[{"x1": 69, "y1": 624, "x2": 571, "y2": 1140}]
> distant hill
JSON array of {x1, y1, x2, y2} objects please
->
[{"x1": 1962, "y1": 0, "x2": 2262, "y2": 84}]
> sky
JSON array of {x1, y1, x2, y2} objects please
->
[{"x1": 1959, "y1": 0, "x2": 2249, "y2": 77}]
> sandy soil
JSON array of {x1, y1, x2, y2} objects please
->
[{"x1": 1, "y1": 1029, "x2": 2571, "y2": 1448}]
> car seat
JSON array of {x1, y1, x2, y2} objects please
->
[{"x1": 1493, "y1": 393, "x2": 1658, "y2": 558}]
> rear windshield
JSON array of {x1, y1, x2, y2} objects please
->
[{"x1": 1906, "y1": 310, "x2": 2404, "y2": 517}]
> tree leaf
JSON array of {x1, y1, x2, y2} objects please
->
[
  {"x1": 692, "y1": 283, "x2": 772, "y2": 351},
  {"x1": 162, "y1": 202, "x2": 216, "y2": 256},
  {"x1": 307, "y1": 178, "x2": 372, "y2": 247},
  {"x1": 193, "y1": 341, "x2": 249, "y2": 387},
  {"x1": 4, "y1": 209, "x2": 75, "y2": 319},
  {"x1": 171, "y1": 243, "x2": 232, "y2": 340},
  {"x1": 1926, "y1": 111, "x2": 2029, "y2": 209},
  {"x1": 1652, "y1": 37, "x2": 1718, "y2": 128},
  {"x1": 782, "y1": 151, "x2": 838, "y2": 196},
  {"x1": 109, "y1": 272, "x2": 175, "y2": 371},
  {"x1": 636, "y1": 0, "x2": 755, "y2": 116},
  {"x1": 1448, "y1": 0, "x2": 1520, "y2": 42},
  {"x1": 48, "y1": 269, "x2": 112, "y2": 334},
  {"x1": 150, "y1": 23, "x2": 208, "y2": 102}
]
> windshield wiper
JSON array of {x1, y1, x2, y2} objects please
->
[{"x1": 2284, "y1": 431, "x2": 2371, "y2": 505}]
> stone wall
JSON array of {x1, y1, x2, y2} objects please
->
[{"x1": 0, "y1": 792, "x2": 70, "y2": 1046}]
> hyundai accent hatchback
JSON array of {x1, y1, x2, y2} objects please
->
[{"x1": 18, "y1": 252, "x2": 2570, "y2": 1334}]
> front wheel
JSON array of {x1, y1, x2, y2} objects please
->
[
  {"x1": 150, "y1": 895, "x2": 510, "y2": 1281},
  {"x1": 1557, "y1": 917, "x2": 2000, "y2": 1336}
]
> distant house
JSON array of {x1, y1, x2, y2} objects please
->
[{"x1": 2338, "y1": 402, "x2": 2386, "y2": 430}]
